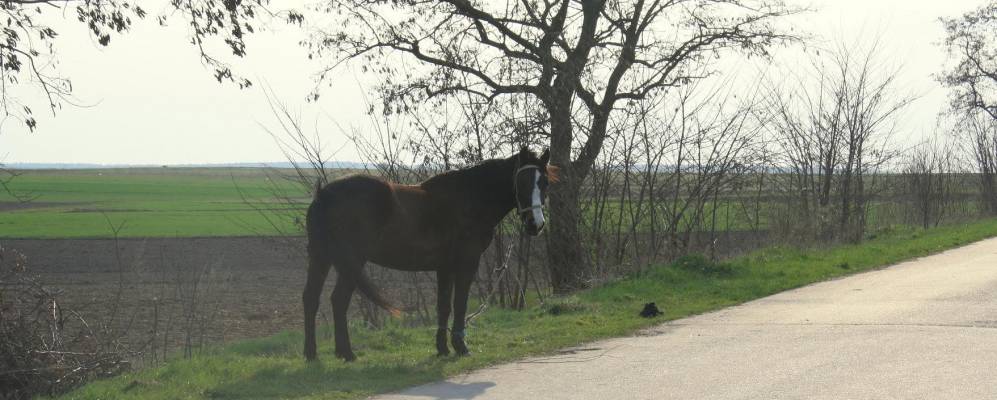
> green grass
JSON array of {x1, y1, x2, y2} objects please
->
[
  {"x1": 58, "y1": 218, "x2": 997, "y2": 399},
  {"x1": 0, "y1": 168, "x2": 306, "y2": 238}
]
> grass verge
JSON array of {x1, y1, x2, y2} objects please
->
[{"x1": 60, "y1": 219, "x2": 997, "y2": 399}]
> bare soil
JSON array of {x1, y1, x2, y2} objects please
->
[
  {"x1": 3, "y1": 237, "x2": 314, "y2": 351},
  {"x1": 0, "y1": 201, "x2": 81, "y2": 212}
]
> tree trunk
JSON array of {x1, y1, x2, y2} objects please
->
[
  {"x1": 547, "y1": 178, "x2": 588, "y2": 293},
  {"x1": 544, "y1": 92, "x2": 589, "y2": 293}
]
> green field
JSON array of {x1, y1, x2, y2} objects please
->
[
  {"x1": 57, "y1": 219, "x2": 997, "y2": 399},
  {"x1": 0, "y1": 168, "x2": 983, "y2": 239},
  {"x1": 0, "y1": 168, "x2": 309, "y2": 238},
  {"x1": 1, "y1": 168, "x2": 768, "y2": 238}
]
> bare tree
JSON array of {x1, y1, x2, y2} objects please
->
[
  {"x1": 765, "y1": 39, "x2": 913, "y2": 242},
  {"x1": 940, "y1": 2, "x2": 997, "y2": 123},
  {"x1": 960, "y1": 113, "x2": 997, "y2": 214},
  {"x1": 940, "y1": 2, "x2": 997, "y2": 214},
  {"x1": 901, "y1": 139, "x2": 957, "y2": 228}
]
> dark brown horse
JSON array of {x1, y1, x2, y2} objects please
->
[{"x1": 303, "y1": 147, "x2": 557, "y2": 361}]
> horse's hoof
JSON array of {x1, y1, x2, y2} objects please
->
[
  {"x1": 452, "y1": 341, "x2": 470, "y2": 356},
  {"x1": 336, "y1": 350, "x2": 357, "y2": 362},
  {"x1": 451, "y1": 330, "x2": 471, "y2": 356},
  {"x1": 436, "y1": 341, "x2": 451, "y2": 356},
  {"x1": 436, "y1": 329, "x2": 450, "y2": 357}
]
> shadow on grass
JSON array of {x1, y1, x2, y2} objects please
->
[
  {"x1": 223, "y1": 331, "x2": 301, "y2": 357},
  {"x1": 202, "y1": 358, "x2": 453, "y2": 399}
]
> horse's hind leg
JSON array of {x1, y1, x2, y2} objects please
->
[
  {"x1": 435, "y1": 270, "x2": 454, "y2": 356},
  {"x1": 450, "y1": 267, "x2": 478, "y2": 356},
  {"x1": 303, "y1": 255, "x2": 331, "y2": 361},
  {"x1": 330, "y1": 273, "x2": 358, "y2": 361}
]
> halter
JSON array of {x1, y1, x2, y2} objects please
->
[{"x1": 514, "y1": 165, "x2": 544, "y2": 215}]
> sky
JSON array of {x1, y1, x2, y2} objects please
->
[{"x1": 0, "y1": 0, "x2": 988, "y2": 165}]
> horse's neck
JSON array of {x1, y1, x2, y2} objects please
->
[{"x1": 422, "y1": 159, "x2": 515, "y2": 223}]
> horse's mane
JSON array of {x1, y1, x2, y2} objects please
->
[{"x1": 420, "y1": 156, "x2": 515, "y2": 192}]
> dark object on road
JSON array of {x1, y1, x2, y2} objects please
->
[
  {"x1": 640, "y1": 302, "x2": 663, "y2": 318},
  {"x1": 304, "y1": 147, "x2": 560, "y2": 362}
]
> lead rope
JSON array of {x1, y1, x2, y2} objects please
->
[{"x1": 464, "y1": 241, "x2": 517, "y2": 326}]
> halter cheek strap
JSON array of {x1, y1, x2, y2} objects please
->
[{"x1": 515, "y1": 165, "x2": 543, "y2": 215}]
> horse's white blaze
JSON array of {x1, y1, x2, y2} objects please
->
[{"x1": 531, "y1": 171, "x2": 545, "y2": 228}]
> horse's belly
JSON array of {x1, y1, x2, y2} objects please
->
[{"x1": 368, "y1": 238, "x2": 442, "y2": 271}]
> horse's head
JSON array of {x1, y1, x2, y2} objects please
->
[{"x1": 514, "y1": 147, "x2": 559, "y2": 236}]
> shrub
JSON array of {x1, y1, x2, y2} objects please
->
[{"x1": 0, "y1": 247, "x2": 132, "y2": 399}]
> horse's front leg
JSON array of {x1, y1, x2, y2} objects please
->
[
  {"x1": 435, "y1": 270, "x2": 454, "y2": 356},
  {"x1": 450, "y1": 262, "x2": 480, "y2": 356}
]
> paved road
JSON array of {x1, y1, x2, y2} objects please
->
[{"x1": 377, "y1": 237, "x2": 997, "y2": 399}]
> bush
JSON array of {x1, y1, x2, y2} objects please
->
[{"x1": 0, "y1": 246, "x2": 132, "y2": 399}]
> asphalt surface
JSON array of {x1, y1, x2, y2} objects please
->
[{"x1": 376, "y1": 237, "x2": 997, "y2": 399}]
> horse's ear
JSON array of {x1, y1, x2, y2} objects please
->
[
  {"x1": 546, "y1": 165, "x2": 561, "y2": 183},
  {"x1": 539, "y1": 148, "x2": 550, "y2": 165}
]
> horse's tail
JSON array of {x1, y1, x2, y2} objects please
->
[
  {"x1": 306, "y1": 180, "x2": 401, "y2": 318},
  {"x1": 333, "y1": 262, "x2": 401, "y2": 317}
]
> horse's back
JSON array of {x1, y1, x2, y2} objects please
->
[
  {"x1": 315, "y1": 174, "x2": 393, "y2": 204},
  {"x1": 308, "y1": 175, "x2": 396, "y2": 239}
]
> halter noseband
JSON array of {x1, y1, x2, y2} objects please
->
[{"x1": 515, "y1": 165, "x2": 544, "y2": 215}]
